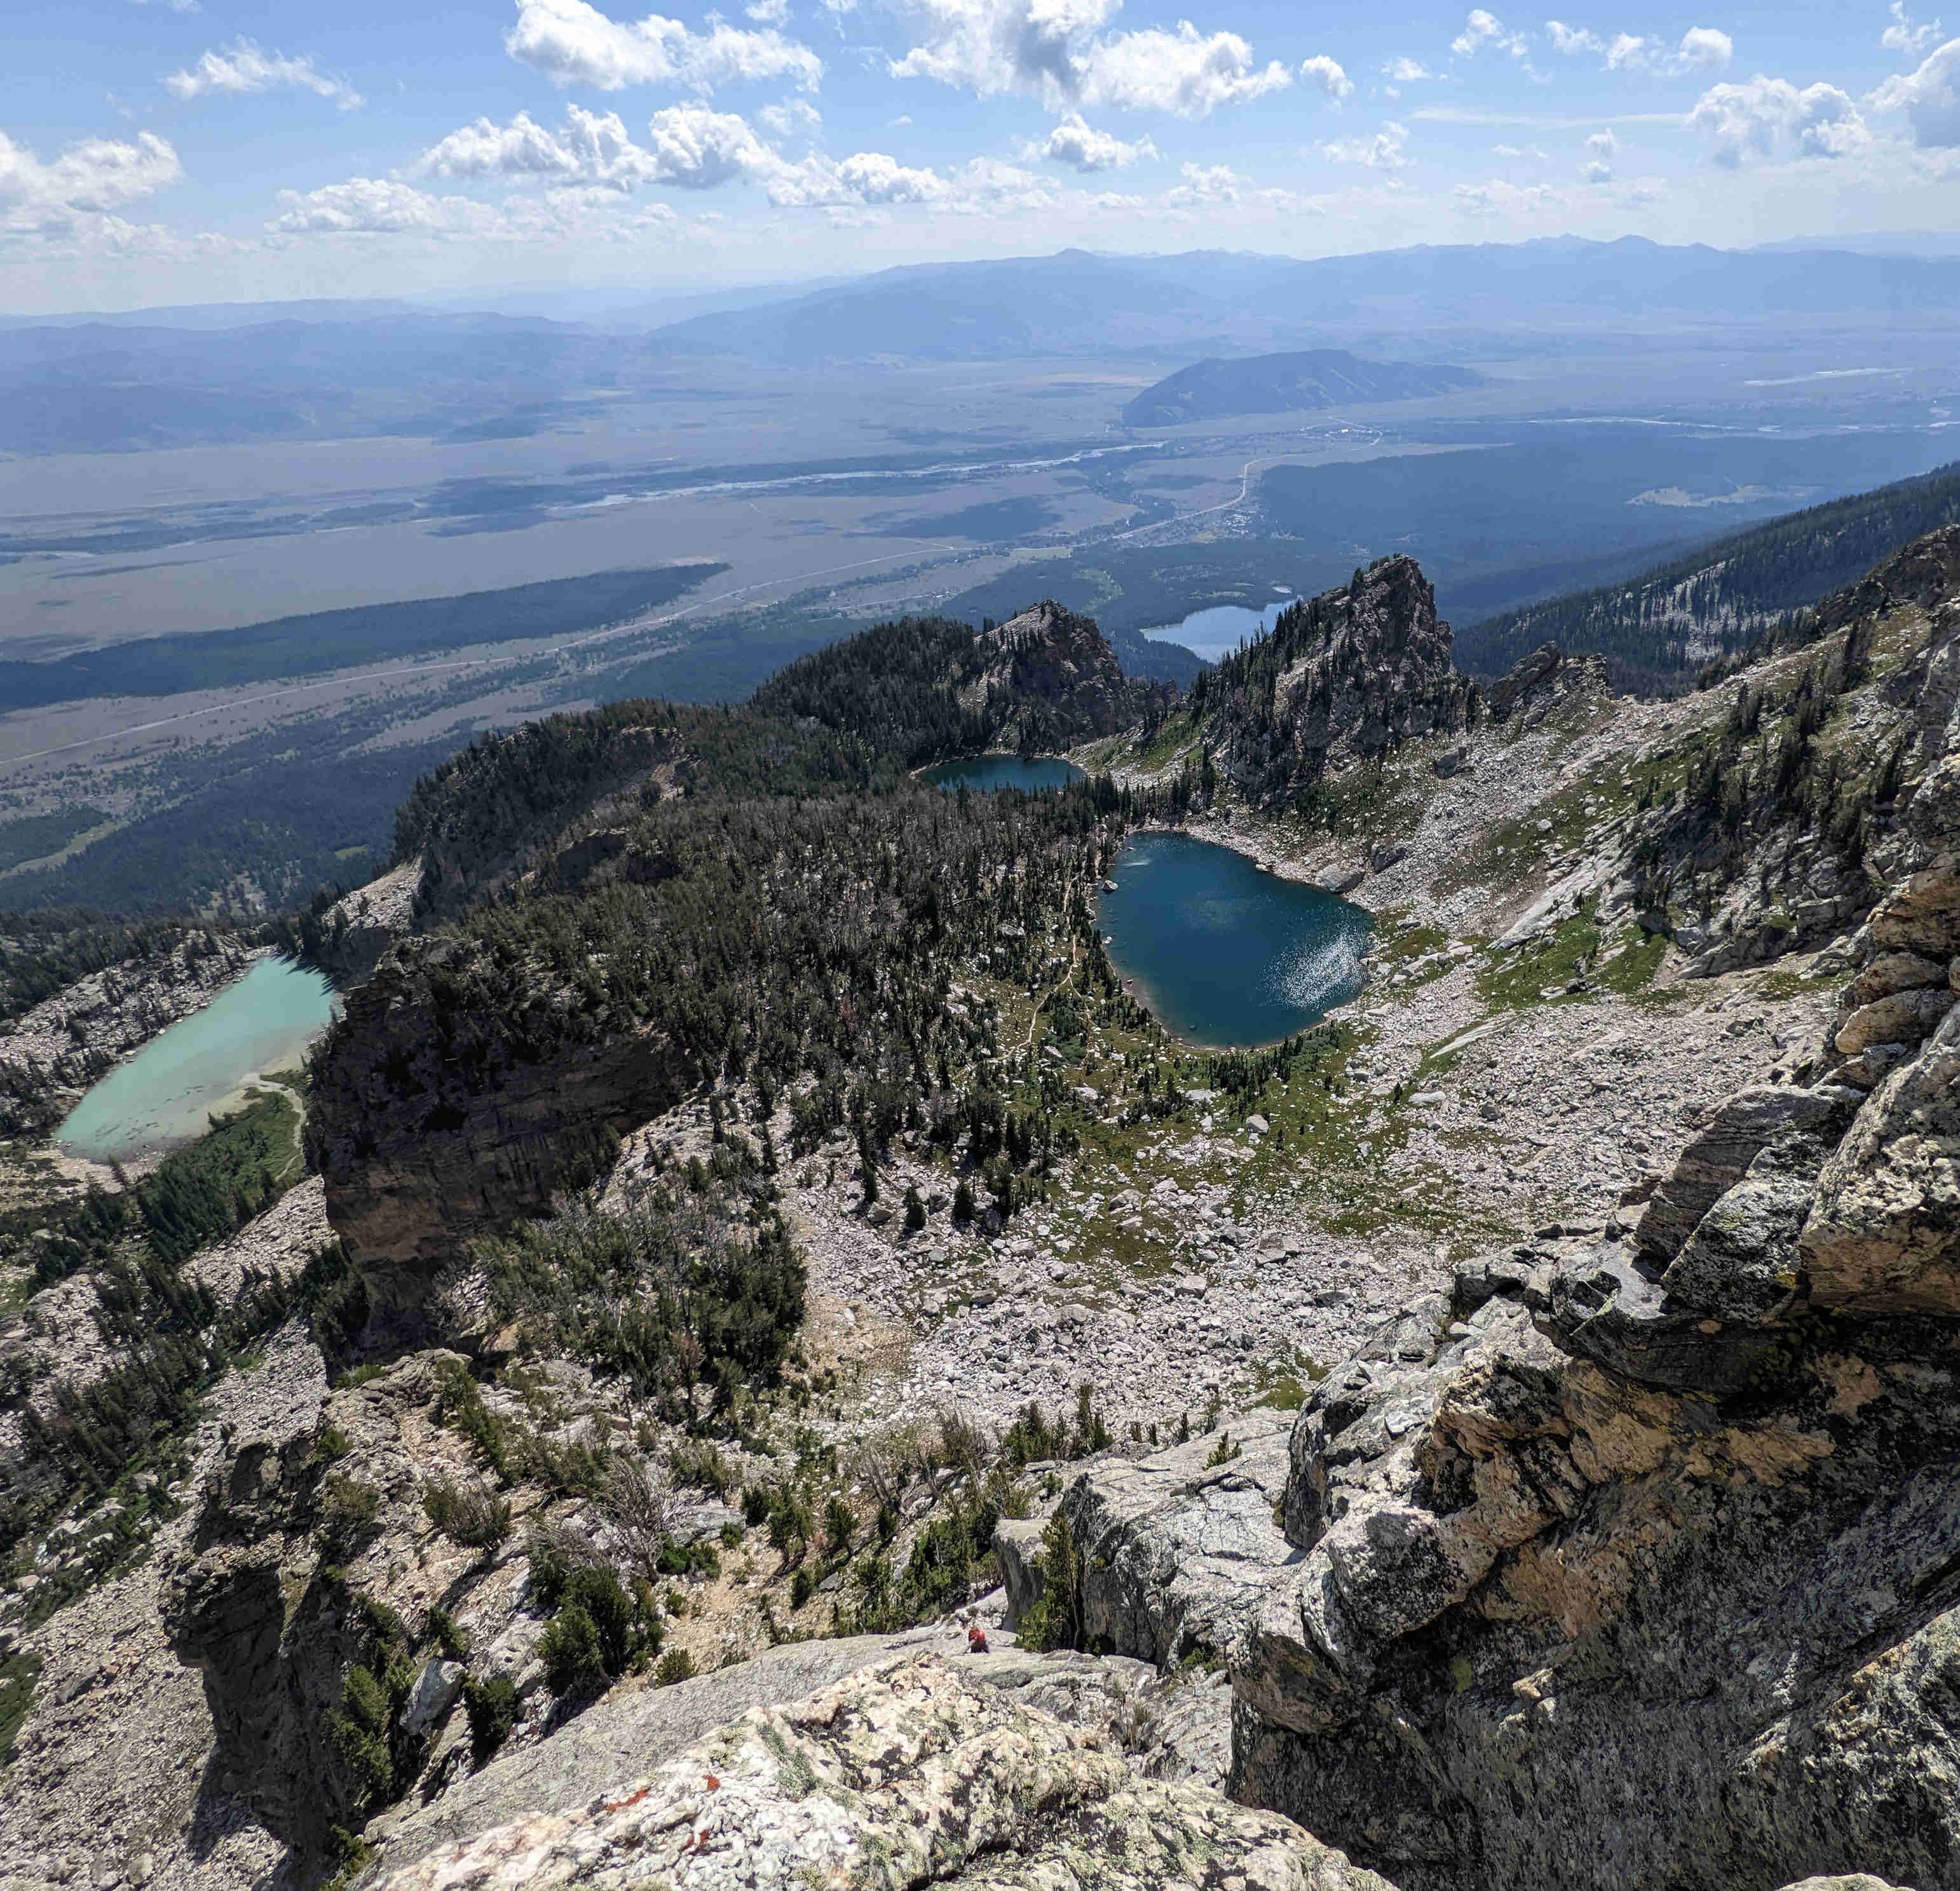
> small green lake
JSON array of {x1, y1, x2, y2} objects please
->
[
  {"x1": 55, "y1": 955, "x2": 339, "y2": 1163},
  {"x1": 920, "y1": 754, "x2": 1086, "y2": 792},
  {"x1": 1098, "y1": 832, "x2": 1371, "y2": 1047}
]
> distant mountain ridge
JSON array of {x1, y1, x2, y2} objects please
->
[
  {"x1": 1457, "y1": 459, "x2": 1960, "y2": 693},
  {"x1": 1123, "y1": 350, "x2": 1484, "y2": 427},
  {"x1": 643, "y1": 238, "x2": 1960, "y2": 365}
]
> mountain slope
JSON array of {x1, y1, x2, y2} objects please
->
[
  {"x1": 1123, "y1": 350, "x2": 1483, "y2": 427},
  {"x1": 1457, "y1": 458, "x2": 1960, "y2": 691}
]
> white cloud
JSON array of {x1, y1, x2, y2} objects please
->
[
  {"x1": 888, "y1": 0, "x2": 1291, "y2": 116},
  {"x1": 1319, "y1": 120, "x2": 1410, "y2": 167},
  {"x1": 419, "y1": 107, "x2": 661, "y2": 189},
  {"x1": 763, "y1": 146, "x2": 948, "y2": 205},
  {"x1": 267, "y1": 174, "x2": 690, "y2": 245},
  {"x1": 1546, "y1": 22, "x2": 1730, "y2": 72},
  {"x1": 1166, "y1": 160, "x2": 1240, "y2": 202},
  {"x1": 1383, "y1": 57, "x2": 1432, "y2": 81},
  {"x1": 1583, "y1": 126, "x2": 1616, "y2": 175},
  {"x1": 1870, "y1": 36, "x2": 1960, "y2": 145},
  {"x1": 1882, "y1": 4, "x2": 1945, "y2": 54},
  {"x1": 746, "y1": 0, "x2": 791, "y2": 20},
  {"x1": 644, "y1": 104, "x2": 775, "y2": 187},
  {"x1": 0, "y1": 128, "x2": 182, "y2": 222},
  {"x1": 506, "y1": 0, "x2": 822, "y2": 92},
  {"x1": 1583, "y1": 158, "x2": 1613, "y2": 180},
  {"x1": 163, "y1": 41, "x2": 363, "y2": 109},
  {"x1": 270, "y1": 177, "x2": 480, "y2": 235},
  {"x1": 1677, "y1": 27, "x2": 1732, "y2": 68},
  {"x1": 1300, "y1": 55, "x2": 1354, "y2": 100},
  {"x1": 759, "y1": 97, "x2": 824, "y2": 138},
  {"x1": 1034, "y1": 112, "x2": 1154, "y2": 170},
  {"x1": 1586, "y1": 127, "x2": 1617, "y2": 154},
  {"x1": 1690, "y1": 76, "x2": 1872, "y2": 166},
  {"x1": 1076, "y1": 25, "x2": 1291, "y2": 114},
  {"x1": 1455, "y1": 175, "x2": 1563, "y2": 214},
  {"x1": 1453, "y1": 10, "x2": 1530, "y2": 58}
]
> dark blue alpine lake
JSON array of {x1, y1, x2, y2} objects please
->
[
  {"x1": 920, "y1": 754, "x2": 1087, "y2": 792},
  {"x1": 1097, "y1": 832, "x2": 1371, "y2": 1048}
]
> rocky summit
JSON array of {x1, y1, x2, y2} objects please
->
[{"x1": 4, "y1": 526, "x2": 1960, "y2": 1891}]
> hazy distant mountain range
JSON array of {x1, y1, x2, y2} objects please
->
[
  {"x1": 4, "y1": 238, "x2": 1960, "y2": 453},
  {"x1": 641, "y1": 238, "x2": 1960, "y2": 365},
  {"x1": 1122, "y1": 350, "x2": 1484, "y2": 428}
]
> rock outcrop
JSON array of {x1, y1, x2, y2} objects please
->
[
  {"x1": 1484, "y1": 642, "x2": 1614, "y2": 727},
  {"x1": 369, "y1": 1653, "x2": 1394, "y2": 1891},
  {"x1": 1200, "y1": 556, "x2": 1481, "y2": 804},
  {"x1": 367, "y1": 1637, "x2": 1239, "y2": 1880},
  {"x1": 998, "y1": 1407, "x2": 1299, "y2": 1674},
  {"x1": 963, "y1": 600, "x2": 1135, "y2": 745},
  {"x1": 1227, "y1": 881, "x2": 1960, "y2": 1890},
  {"x1": 305, "y1": 939, "x2": 679, "y2": 1318}
]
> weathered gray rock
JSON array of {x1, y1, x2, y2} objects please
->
[
  {"x1": 1804, "y1": 1003, "x2": 1960, "y2": 1312},
  {"x1": 369, "y1": 1631, "x2": 946, "y2": 1876},
  {"x1": 370, "y1": 1654, "x2": 1394, "y2": 1891},
  {"x1": 1844, "y1": 951, "x2": 1949, "y2": 1008},
  {"x1": 1834, "y1": 986, "x2": 1957, "y2": 1055},
  {"x1": 1775, "y1": 1878, "x2": 1918, "y2": 1891},
  {"x1": 1657, "y1": 1172, "x2": 1809, "y2": 1323},
  {"x1": 1633, "y1": 1085, "x2": 1858, "y2": 1266},
  {"x1": 1230, "y1": 1039, "x2": 1960, "y2": 1891},
  {"x1": 999, "y1": 1411, "x2": 1298, "y2": 1672}
]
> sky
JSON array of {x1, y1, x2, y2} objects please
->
[{"x1": 3, "y1": 0, "x2": 1959, "y2": 311}]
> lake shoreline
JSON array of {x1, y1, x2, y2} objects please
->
[
  {"x1": 53, "y1": 956, "x2": 338, "y2": 1165},
  {"x1": 1095, "y1": 828, "x2": 1371, "y2": 1050}
]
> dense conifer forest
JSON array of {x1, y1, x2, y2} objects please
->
[{"x1": 1459, "y1": 459, "x2": 1960, "y2": 691}]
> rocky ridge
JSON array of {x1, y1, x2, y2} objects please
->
[
  {"x1": 963, "y1": 599, "x2": 1136, "y2": 745},
  {"x1": 1196, "y1": 555, "x2": 1481, "y2": 804}
]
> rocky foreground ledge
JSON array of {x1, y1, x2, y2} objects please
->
[{"x1": 367, "y1": 1653, "x2": 1391, "y2": 1891}]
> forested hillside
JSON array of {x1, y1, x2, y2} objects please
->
[
  {"x1": 393, "y1": 700, "x2": 897, "y2": 923},
  {"x1": 751, "y1": 604, "x2": 1171, "y2": 766},
  {"x1": 1458, "y1": 459, "x2": 1960, "y2": 691}
]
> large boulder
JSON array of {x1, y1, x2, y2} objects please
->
[
  {"x1": 998, "y1": 1409, "x2": 1298, "y2": 1672},
  {"x1": 368, "y1": 1653, "x2": 1394, "y2": 1891}
]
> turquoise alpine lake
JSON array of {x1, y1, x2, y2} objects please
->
[
  {"x1": 1097, "y1": 832, "x2": 1371, "y2": 1048},
  {"x1": 55, "y1": 955, "x2": 339, "y2": 1163},
  {"x1": 920, "y1": 754, "x2": 1087, "y2": 792}
]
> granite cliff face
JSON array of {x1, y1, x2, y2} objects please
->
[
  {"x1": 305, "y1": 939, "x2": 674, "y2": 1323},
  {"x1": 1198, "y1": 555, "x2": 1481, "y2": 803}
]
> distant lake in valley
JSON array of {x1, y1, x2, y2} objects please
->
[
  {"x1": 1098, "y1": 832, "x2": 1371, "y2": 1047},
  {"x1": 921, "y1": 754, "x2": 1086, "y2": 792},
  {"x1": 56, "y1": 955, "x2": 339, "y2": 1162},
  {"x1": 1142, "y1": 597, "x2": 1291, "y2": 661}
]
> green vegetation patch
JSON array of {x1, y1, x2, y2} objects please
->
[{"x1": 1476, "y1": 912, "x2": 1602, "y2": 1012}]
